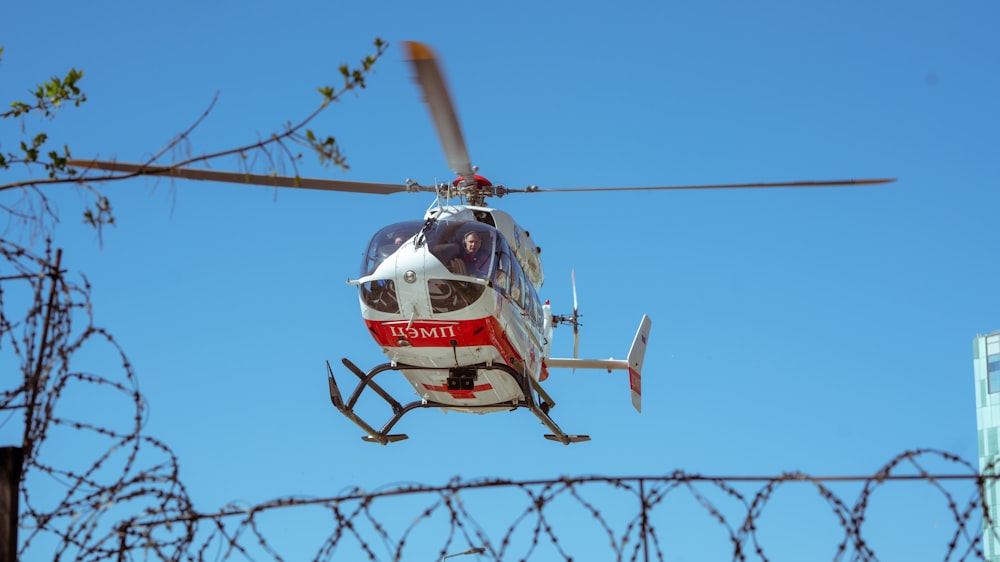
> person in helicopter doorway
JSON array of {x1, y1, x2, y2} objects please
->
[{"x1": 460, "y1": 231, "x2": 490, "y2": 275}]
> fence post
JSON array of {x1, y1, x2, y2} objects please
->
[
  {"x1": 1, "y1": 446, "x2": 24, "y2": 562},
  {"x1": 639, "y1": 479, "x2": 650, "y2": 562}
]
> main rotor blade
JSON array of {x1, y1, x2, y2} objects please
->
[
  {"x1": 508, "y1": 178, "x2": 896, "y2": 193},
  {"x1": 67, "y1": 160, "x2": 423, "y2": 195},
  {"x1": 403, "y1": 41, "x2": 475, "y2": 180}
]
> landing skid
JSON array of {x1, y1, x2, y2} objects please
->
[{"x1": 326, "y1": 358, "x2": 590, "y2": 445}]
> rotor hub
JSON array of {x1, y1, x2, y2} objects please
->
[
  {"x1": 451, "y1": 174, "x2": 492, "y2": 188},
  {"x1": 451, "y1": 174, "x2": 496, "y2": 206}
]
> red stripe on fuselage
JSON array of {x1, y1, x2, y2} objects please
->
[
  {"x1": 366, "y1": 317, "x2": 494, "y2": 348},
  {"x1": 364, "y1": 316, "x2": 548, "y2": 380}
]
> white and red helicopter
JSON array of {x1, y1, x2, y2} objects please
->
[{"x1": 70, "y1": 41, "x2": 893, "y2": 445}]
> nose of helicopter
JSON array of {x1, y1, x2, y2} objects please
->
[{"x1": 390, "y1": 248, "x2": 434, "y2": 320}]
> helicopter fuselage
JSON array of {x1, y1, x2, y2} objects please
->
[{"x1": 350, "y1": 204, "x2": 552, "y2": 413}]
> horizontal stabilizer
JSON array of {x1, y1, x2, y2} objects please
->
[{"x1": 545, "y1": 357, "x2": 627, "y2": 371}]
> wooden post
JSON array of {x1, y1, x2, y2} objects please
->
[{"x1": 0, "y1": 447, "x2": 24, "y2": 562}]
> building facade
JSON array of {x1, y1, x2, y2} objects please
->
[{"x1": 974, "y1": 331, "x2": 1000, "y2": 560}]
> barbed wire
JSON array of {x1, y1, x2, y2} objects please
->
[
  {"x1": 99, "y1": 448, "x2": 987, "y2": 562},
  {"x1": 1, "y1": 238, "x2": 192, "y2": 561},
  {"x1": 2, "y1": 240, "x2": 997, "y2": 561}
]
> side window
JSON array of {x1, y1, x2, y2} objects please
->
[
  {"x1": 510, "y1": 266, "x2": 524, "y2": 308},
  {"x1": 523, "y1": 289, "x2": 536, "y2": 326},
  {"x1": 529, "y1": 291, "x2": 543, "y2": 331},
  {"x1": 494, "y1": 243, "x2": 512, "y2": 295}
]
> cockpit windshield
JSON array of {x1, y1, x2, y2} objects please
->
[
  {"x1": 360, "y1": 220, "x2": 423, "y2": 276},
  {"x1": 425, "y1": 221, "x2": 496, "y2": 279},
  {"x1": 360, "y1": 219, "x2": 497, "y2": 280},
  {"x1": 358, "y1": 219, "x2": 545, "y2": 319}
]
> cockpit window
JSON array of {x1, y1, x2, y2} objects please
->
[
  {"x1": 428, "y1": 279, "x2": 486, "y2": 313},
  {"x1": 360, "y1": 220, "x2": 423, "y2": 276},
  {"x1": 360, "y1": 279, "x2": 399, "y2": 313},
  {"x1": 425, "y1": 221, "x2": 496, "y2": 279}
]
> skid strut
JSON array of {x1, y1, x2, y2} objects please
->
[{"x1": 326, "y1": 358, "x2": 590, "y2": 445}]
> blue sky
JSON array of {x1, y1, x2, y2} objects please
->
[{"x1": 3, "y1": 0, "x2": 999, "y2": 559}]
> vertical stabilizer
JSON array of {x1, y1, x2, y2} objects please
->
[{"x1": 627, "y1": 315, "x2": 652, "y2": 412}]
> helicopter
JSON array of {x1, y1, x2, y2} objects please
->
[{"x1": 68, "y1": 41, "x2": 894, "y2": 445}]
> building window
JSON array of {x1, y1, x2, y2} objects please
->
[{"x1": 989, "y1": 354, "x2": 1000, "y2": 394}]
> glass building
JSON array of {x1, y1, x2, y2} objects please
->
[{"x1": 974, "y1": 331, "x2": 1000, "y2": 560}]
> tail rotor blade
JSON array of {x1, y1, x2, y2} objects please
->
[
  {"x1": 571, "y1": 269, "x2": 580, "y2": 359},
  {"x1": 571, "y1": 269, "x2": 579, "y2": 317}
]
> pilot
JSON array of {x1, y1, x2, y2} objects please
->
[{"x1": 460, "y1": 231, "x2": 490, "y2": 274}]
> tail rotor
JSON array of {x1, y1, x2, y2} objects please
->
[
  {"x1": 552, "y1": 269, "x2": 582, "y2": 359},
  {"x1": 571, "y1": 269, "x2": 580, "y2": 359}
]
